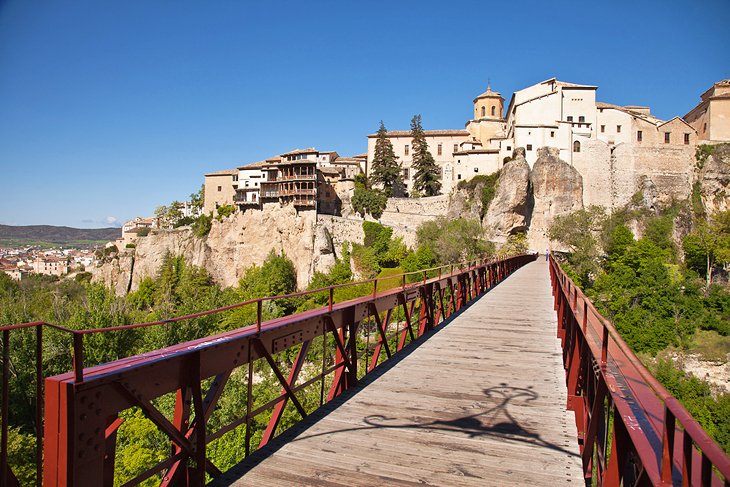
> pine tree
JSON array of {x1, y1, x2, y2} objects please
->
[
  {"x1": 410, "y1": 114, "x2": 441, "y2": 196},
  {"x1": 369, "y1": 121, "x2": 404, "y2": 196}
]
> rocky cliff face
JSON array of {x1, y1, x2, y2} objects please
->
[
  {"x1": 528, "y1": 147, "x2": 584, "y2": 251},
  {"x1": 91, "y1": 205, "x2": 334, "y2": 294},
  {"x1": 699, "y1": 144, "x2": 730, "y2": 214},
  {"x1": 483, "y1": 153, "x2": 531, "y2": 243}
]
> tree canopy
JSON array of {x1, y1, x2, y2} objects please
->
[
  {"x1": 369, "y1": 121, "x2": 404, "y2": 197},
  {"x1": 410, "y1": 115, "x2": 441, "y2": 196}
]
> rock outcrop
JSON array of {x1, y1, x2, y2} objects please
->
[
  {"x1": 483, "y1": 153, "x2": 531, "y2": 242},
  {"x1": 699, "y1": 144, "x2": 730, "y2": 214},
  {"x1": 528, "y1": 147, "x2": 584, "y2": 250},
  {"x1": 92, "y1": 205, "x2": 324, "y2": 294}
]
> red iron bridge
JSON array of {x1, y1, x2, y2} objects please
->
[{"x1": 1, "y1": 255, "x2": 729, "y2": 486}]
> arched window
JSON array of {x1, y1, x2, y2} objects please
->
[
  {"x1": 491, "y1": 106, "x2": 496, "y2": 116},
  {"x1": 573, "y1": 140, "x2": 581, "y2": 153},
  {"x1": 481, "y1": 106, "x2": 485, "y2": 117}
]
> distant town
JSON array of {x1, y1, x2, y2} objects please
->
[{"x1": 0, "y1": 246, "x2": 96, "y2": 280}]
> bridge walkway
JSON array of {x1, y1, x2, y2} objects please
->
[{"x1": 214, "y1": 259, "x2": 583, "y2": 486}]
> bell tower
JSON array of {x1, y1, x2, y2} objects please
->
[{"x1": 473, "y1": 83, "x2": 504, "y2": 120}]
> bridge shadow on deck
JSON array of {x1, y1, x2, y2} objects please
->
[{"x1": 212, "y1": 274, "x2": 575, "y2": 486}]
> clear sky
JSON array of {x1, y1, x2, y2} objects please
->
[{"x1": 1, "y1": 0, "x2": 728, "y2": 228}]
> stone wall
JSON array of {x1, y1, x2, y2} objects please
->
[{"x1": 379, "y1": 195, "x2": 449, "y2": 229}]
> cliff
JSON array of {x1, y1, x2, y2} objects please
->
[{"x1": 91, "y1": 205, "x2": 332, "y2": 294}]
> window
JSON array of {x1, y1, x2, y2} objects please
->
[
  {"x1": 217, "y1": 186, "x2": 222, "y2": 192},
  {"x1": 664, "y1": 132, "x2": 670, "y2": 143},
  {"x1": 481, "y1": 106, "x2": 485, "y2": 117},
  {"x1": 600, "y1": 125, "x2": 605, "y2": 133},
  {"x1": 526, "y1": 144, "x2": 533, "y2": 151},
  {"x1": 437, "y1": 143, "x2": 442, "y2": 156},
  {"x1": 457, "y1": 174, "x2": 462, "y2": 180},
  {"x1": 567, "y1": 116, "x2": 573, "y2": 122},
  {"x1": 578, "y1": 116, "x2": 585, "y2": 123},
  {"x1": 404, "y1": 145, "x2": 409, "y2": 156},
  {"x1": 491, "y1": 106, "x2": 496, "y2": 116},
  {"x1": 703, "y1": 123, "x2": 707, "y2": 133},
  {"x1": 252, "y1": 194, "x2": 257, "y2": 202},
  {"x1": 573, "y1": 140, "x2": 581, "y2": 153},
  {"x1": 506, "y1": 146, "x2": 511, "y2": 151},
  {"x1": 233, "y1": 175, "x2": 239, "y2": 181},
  {"x1": 617, "y1": 125, "x2": 622, "y2": 133},
  {"x1": 403, "y1": 168, "x2": 409, "y2": 179},
  {"x1": 453, "y1": 144, "x2": 458, "y2": 153},
  {"x1": 550, "y1": 131, "x2": 555, "y2": 138},
  {"x1": 637, "y1": 130, "x2": 643, "y2": 142},
  {"x1": 474, "y1": 167, "x2": 479, "y2": 173},
  {"x1": 684, "y1": 133, "x2": 690, "y2": 145}
]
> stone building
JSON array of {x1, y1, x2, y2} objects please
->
[
  {"x1": 366, "y1": 84, "x2": 507, "y2": 194},
  {"x1": 684, "y1": 79, "x2": 730, "y2": 143},
  {"x1": 203, "y1": 169, "x2": 239, "y2": 215}
]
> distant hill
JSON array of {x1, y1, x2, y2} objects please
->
[{"x1": 0, "y1": 224, "x2": 120, "y2": 247}]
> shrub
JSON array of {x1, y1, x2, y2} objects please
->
[
  {"x1": 216, "y1": 204, "x2": 236, "y2": 221},
  {"x1": 125, "y1": 243, "x2": 136, "y2": 249},
  {"x1": 193, "y1": 214, "x2": 212, "y2": 238}
]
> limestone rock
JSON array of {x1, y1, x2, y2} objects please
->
[
  {"x1": 92, "y1": 205, "x2": 319, "y2": 294},
  {"x1": 310, "y1": 225, "x2": 336, "y2": 276},
  {"x1": 528, "y1": 147, "x2": 584, "y2": 250},
  {"x1": 483, "y1": 155, "x2": 531, "y2": 242},
  {"x1": 447, "y1": 188, "x2": 482, "y2": 221},
  {"x1": 700, "y1": 144, "x2": 730, "y2": 214}
]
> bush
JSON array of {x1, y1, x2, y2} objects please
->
[
  {"x1": 137, "y1": 227, "x2": 151, "y2": 237},
  {"x1": 125, "y1": 243, "x2": 136, "y2": 249},
  {"x1": 193, "y1": 214, "x2": 212, "y2": 238},
  {"x1": 416, "y1": 217, "x2": 490, "y2": 264},
  {"x1": 216, "y1": 204, "x2": 236, "y2": 221}
]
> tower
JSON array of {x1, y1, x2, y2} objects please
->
[
  {"x1": 473, "y1": 84, "x2": 504, "y2": 120},
  {"x1": 466, "y1": 83, "x2": 506, "y2": 147}
]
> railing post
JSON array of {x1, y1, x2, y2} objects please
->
[
  {"x1": 73, "y1": 333, "x2": 84, "y2": 383},
  {"x1": 601, "y1": 324, "x2": 609, "y2": 366},
  {"x1": 661, "y1": 405, "x2": 676, "y2": 484},
  {"x1": 328, "y1": 286, "x2": 334, "y2": 312},
  {"x1": 257, "y1": 301, "x2": 263, "y2": 334}
]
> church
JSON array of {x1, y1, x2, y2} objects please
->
[{"x1": 365, "y1": 77, "x2": 704, "y2": 199}]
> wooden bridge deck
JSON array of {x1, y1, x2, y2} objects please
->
[{"x1": 214, "y1": 259, "x2": 583, "y2": 486}]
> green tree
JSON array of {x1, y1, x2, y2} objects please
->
[
  {"x1": 369, "y1": 121, "x2": 403, "y2": 196},
  {"x1": 351, "y1": 173, "x2": 387, "y2": 218},
  {"x1": 683, "y1": 210, "x2": 730, "y2": 288},
  {"x1": 416, "y1": 217, "x2": 490, "y2": 264},
  {"x1": 547, "y1": 206, "x2": 606, "y2": 286},
  {"x1": 410, "y1": 115, "x2": 441, "y2": 196},
  {"x1": 190, "y1": 184, "x2": 204, "y2": 213}
]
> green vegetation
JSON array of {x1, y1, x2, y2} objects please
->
[
  {"x1": 548, "y1": 201, "x2": 730, "y2": 454},
  {"x1": 0, "y1": 215, "x2": 518, "y2": 484},
  {"x1": 456, "y1": 172, "x2": 501, "y2": 219},
  {"x1": 216, "y1": 204, "x2": 236, "y2": 221},
  {"x1": 352, "y1": 173, "x2": 388, "y2": 219},
  {"x1": 410, "y1": 114, "x2": 441, "y2": 196},
  {"x1": 369, "y1": 120, "x2": 404, "y2": 197}
]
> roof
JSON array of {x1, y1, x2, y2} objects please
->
[
  {"x1": 319, "y1": 167, "x2": 342, "y2": 175},
  {"x1": 204, "y1": 168, "x2": 238, "y2": 177},
  {"x1": 331, "y1": 157, "x2": 363, "y2": 164},
  {"x1": 281, "y1": 148, "x2": 318, "y2": 156},
  {"x1": 238, "y1": 160, "x2": 269, "y2": 170},
  {"x1": 596, "y1": 102, "x2": 662, "y2": 124},
  {"x1": 473, "y1": 84, "x2": 503, "y2": 102},
  {"x1": 540, "y1": 77, "x2": 597, "y2": 89},
  {"x1": 352, "y1": 153, "x2": 368, "y2": 159},
  {"x1": 657, "y1": 116, "x2": 696, "y2": 131},
  {"x1": 367, "y1": 130, "x2": 470, "y2": 138}
]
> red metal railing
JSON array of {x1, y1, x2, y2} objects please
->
[
  {"x1": 0, "y1": 254, "x2": 535, "y2": 486},
  {"x1": 549, "y1": 255, "x2": 730, "y2": 486}
]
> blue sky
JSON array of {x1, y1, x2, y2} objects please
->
[{"x1": 1, "y1": 0, "x2": 728, "y2": 228}]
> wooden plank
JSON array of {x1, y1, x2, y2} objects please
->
[{"x1": 214, "y1": 260, "x2": 583, "y2": 486}]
